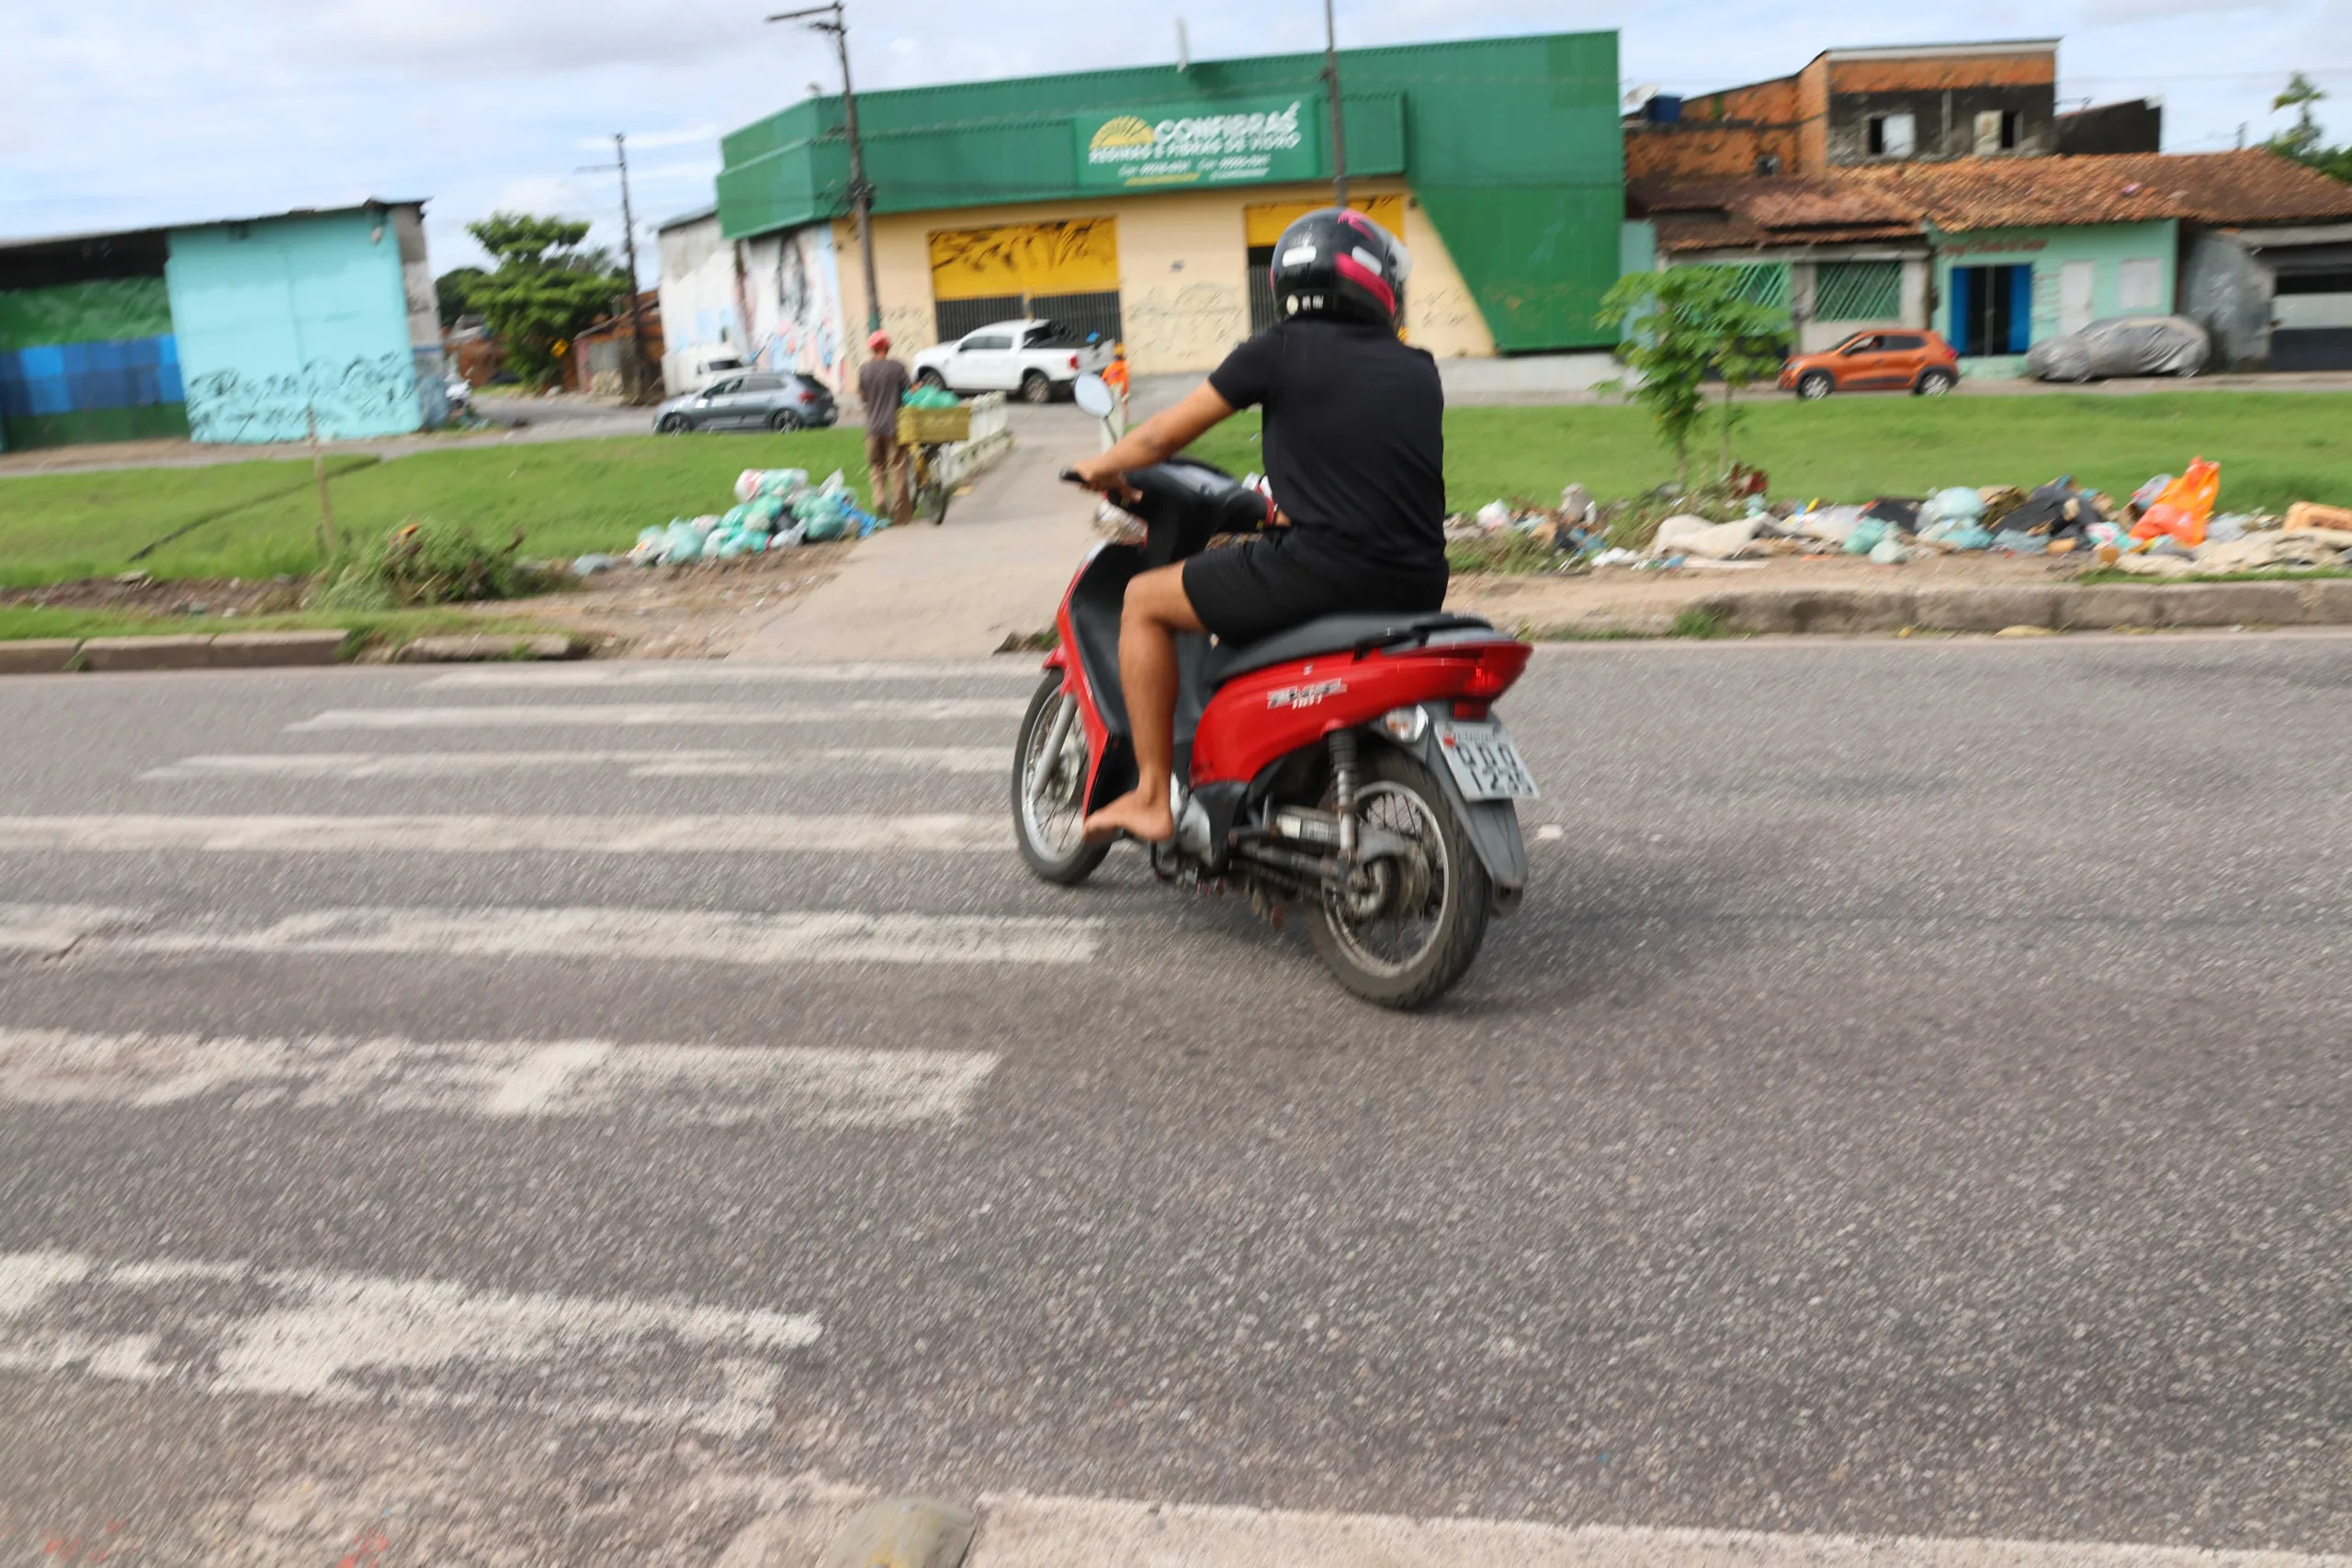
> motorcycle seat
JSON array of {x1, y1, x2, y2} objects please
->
[{"x1": 1204, "y1": 611, "x2": 1497, "y2": 687}]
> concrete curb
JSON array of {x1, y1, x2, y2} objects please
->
[
  {"x1": 0, "y1": 639, "x2": 80, "y2": 674},
  {"x1": 1679, "y1": 579, "x2": 2352, "y2": 637},
  {"x1": 819, "y1": 1497, "x2": 977, "y2": 1568},
  {"x1": 390, "y1": 633, "x2": 582, "y2": 663},
  {"x1": 2, "y1": 629, "x2": 352, "y2": 675}
]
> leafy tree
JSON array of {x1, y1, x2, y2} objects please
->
[
  {"x1": 2267, "y1": 73, "x2": 2352, "y2": 183},
  {"x1": 1596, "y1": 267, "x2": 1792, "y2": 489},
  {"x1": 435, "y1": 265, "x2": 487, "y2": 330},
  {"x1": 461, "y1": 214, "x2": 631, "y2": 388}
]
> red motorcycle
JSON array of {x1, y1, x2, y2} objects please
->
[{"x1": 1011, "y1": 457, "x2": 1537, "y2": 1008}]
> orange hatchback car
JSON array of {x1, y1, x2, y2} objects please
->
[{"x1": 1780, "y1": 330, "x2": 1960, "y2": 399}]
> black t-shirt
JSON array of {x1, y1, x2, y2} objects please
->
[{"x1": 1206, "y1": 320, "x2": 1445, "y2": 575}]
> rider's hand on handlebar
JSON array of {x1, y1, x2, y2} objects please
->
[{"x1": 1065, "y1": 455, "x2": 1138, "y2": 502}]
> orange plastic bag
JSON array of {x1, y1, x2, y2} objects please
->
[{"x1": 2131, "y1": 457, "x2": 2220, "y2": 547}]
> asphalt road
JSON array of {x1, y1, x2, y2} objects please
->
[{"x1": 0, "y1": 636, "x2": 2346, "y2": 1564}]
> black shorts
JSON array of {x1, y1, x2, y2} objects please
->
[{"x1": 1181, "y1": 531, "x2": 1448, "y2": 647}]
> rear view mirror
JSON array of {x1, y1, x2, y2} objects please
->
[{"x1": 1073, "y1": 374, "x2": 1116, "y2": 418}]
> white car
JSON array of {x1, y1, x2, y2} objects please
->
[{"x1": 911, "y1": 319, "x2": 1114, "y2": 403}]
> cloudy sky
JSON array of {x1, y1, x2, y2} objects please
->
[{"x1": 4, "y1": 0, "x2": 2346, "y2": 282}]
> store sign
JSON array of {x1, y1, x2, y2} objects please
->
[{"x1": 1075, "y1": 97, "x2": 1319, "y2": 192}]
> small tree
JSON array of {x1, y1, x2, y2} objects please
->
[
  {"x1": 1596, "y1": 267, "x2": 1791, "y2": 490},
  {"x1": 435, "y1": 265, "x2": 487, "y2": 330},
  {"x1": 463, "y1": 214, "x2": 631, "y2": 388},
  {"x1": 2267, "y1": 73, "x2": 2352, "y2": 182}
]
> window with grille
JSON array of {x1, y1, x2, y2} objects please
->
[
  {"x1": 1814, "y1": 261, "x2": 1903, "y2": 322},
  {"x1": 1730, "y1": 263, "x2": 1790, "y2": 310}
]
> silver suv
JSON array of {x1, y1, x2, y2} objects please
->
[{"x1": 654, "y1": 371, "x2": 838, "y2": 433}]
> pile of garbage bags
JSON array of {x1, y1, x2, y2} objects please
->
[
  {"x1": 1439, "y1": 460, "x2": 2352, "y2": 581},
  {"x1": 619, "y1": 468, "x2": 884, "y2": 569}
]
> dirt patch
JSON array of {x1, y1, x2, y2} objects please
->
[
  {"x1": 482, "y1": 540, "x2": 858, "y2": 658},
  {"x1": 1446, "y1": 551, "x2": 2091, "y2": 635},
  {"x1": 0, "y1": 539, "x2": 857, "y2": 658}
]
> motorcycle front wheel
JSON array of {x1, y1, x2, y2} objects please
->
[
  {"x1": 1306, "y1": 747, "x2": 1492, "y2": 1009},
  {"x1": 1012, "y1": 674, "x2": 1109, "y2": 886}
]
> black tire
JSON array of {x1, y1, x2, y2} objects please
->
[
  {"x1": 1915, "y1": 367, "x2": 1955, "y2": 397},
  {"x1": 925, "y1": 482, "x2": 952, "y2": 526},
  {"x1": 657, "y1": 412, "x2": 693, "y2": 433},
  {"x1": 916, "y1": 368, "x2": 947, "y2": 391},
  {"x1": 1012, "y1": 673, "x2": 1108, "y2": 886},
  {"x1": 766, "y1": 408, "x2": 804, "y2": 431},
  {"x1": 1306, "y1": 746, "x2": 1492, "y2": 1010},
  {"x1": 1019, "y1": 371, "x2": 1053, "y2": 405},
  {"x1": 1795, "y1": 370, "x2": 1834, "y2": 400}
]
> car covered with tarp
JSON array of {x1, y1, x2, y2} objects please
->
[{"x1": 2027, "y1": 315, "x2": 2211, "y2": 382}]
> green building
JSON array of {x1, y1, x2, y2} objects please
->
[{"x1": 699, "y1": 32, "x2": 1624, "y2": 375}]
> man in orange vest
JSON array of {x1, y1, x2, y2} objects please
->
[{"x1": 1101, "y1": 341, "x2": 1130, "y2": 431}]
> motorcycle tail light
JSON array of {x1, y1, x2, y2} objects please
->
[
  {"x1": 1460, "y1": 640, "x2": 1531, "y2": 699},
  {"x1": 1068, "y1": 354, "x2": 1080, "y2": 370},
  {"x1": 1452, "y1": 700, "x2": 1490, "y2": 720}
]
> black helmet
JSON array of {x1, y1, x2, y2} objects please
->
[{"x1": 1268, "y1": 208, "x2": 1412, "y2": 330}]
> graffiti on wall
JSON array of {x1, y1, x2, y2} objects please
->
[
  {"x1": 184, "y1": 354, "x2": 420, "y2": 444},
  {"x1": 1124, "y1": 283, "x2": 1245, "y2": 373},
  {"x1": 742, "y1": 228, "x2": 849, "y2": 393}
]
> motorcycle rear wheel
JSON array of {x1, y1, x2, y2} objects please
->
[
  {"x1": 1306, "y1": 748, "x2": 1491, "y2": 1009},
  {"x1": 1012, "y1": 674, "x2": 1109, "y2": 886}
]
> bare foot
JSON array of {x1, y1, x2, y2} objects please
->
[{"x1": 1082, "y1": 789, "x2": 1176, "y2": 844}]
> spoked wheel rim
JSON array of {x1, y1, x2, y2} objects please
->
[
  {"x1": 1321, "y1": 779, "x2": 1451, "y2": 978},
  {"x1": 1020, "y1": 694, "x2": 1088, "y2": 860}
]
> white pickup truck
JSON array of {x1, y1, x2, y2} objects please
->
[{"x1": 911, "y1": 319, "x2": 1114, "y2": 404}]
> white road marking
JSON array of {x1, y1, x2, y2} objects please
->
[
  {"x1": 0, "y1": 1028, "x2": 996, "y2": 1125},
  {"x1": 0, "y1": 904, "x2": 142, "y2": 956},
  {"x1": 141, "y1": 747, "x2": 1005, "y2": 781},
  {"x1": 424, "y1": 660, "x2": 1030, "y2": 688},
  {"x1": 0, "y1": 1250, "x2": 819, "y2": 1438},
  {"x1": 0, "y1": 813, "x2": 1008, "y2": 854},
  {"x1": 940, "y1": 1494, "x2": 2352, "y2": 1568},
  {"x1": 287, "y1": 699, "x2": 1024, "y2": 730},
  {"x1": 21, "y1": 903, "x2": 1099, "y2": 966}
]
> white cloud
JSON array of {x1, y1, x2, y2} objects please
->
[{"x1": 6, "y1": 0, "x2": 2346, "y2": 273}]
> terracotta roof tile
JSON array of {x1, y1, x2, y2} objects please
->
[{"x1": 1634, "y1": 151, "x2": 2352, "y2": 251}]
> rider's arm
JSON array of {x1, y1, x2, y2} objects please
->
[{"x1": 1069, "y1": 382, "x2": 1234, "y2": 491}]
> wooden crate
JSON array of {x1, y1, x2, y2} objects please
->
[{"x1": 897, "y1": 404, "x2": 970, "y2": 444}]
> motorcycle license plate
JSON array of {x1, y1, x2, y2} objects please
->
[{"x1": 1432, "y1": 719, "x2": 1540, "y2": 801}]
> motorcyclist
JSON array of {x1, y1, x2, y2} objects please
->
[{"x1": 1069, "y1": 209, "x2": 1445, "y2": 844}]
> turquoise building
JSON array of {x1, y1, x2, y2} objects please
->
[{"x1": 0, "y1": 201, "x2": 445, "y2": 451}]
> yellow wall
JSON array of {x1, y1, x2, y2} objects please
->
[{"x1": 833, "y1": 177, "x2": 1495, "y2": 377}]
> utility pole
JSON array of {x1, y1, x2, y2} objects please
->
[
  {"x1": 1321, "y1": 0, "x2": 1348, "y2": 207},
  {"x1": 770, "y1": 2, "x2": 883, "y2": 342},
  {"x1": 578, "y1": 133, "x2": 657, "y2": 400}
]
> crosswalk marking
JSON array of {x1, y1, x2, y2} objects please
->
[
  {"x1": 0, "y1": 904, "x2": 141, "y2": 956},
  {"x1": 141, "y1": 747, "x2": 1006, "y2": 781},
  {"x1": 949, "y1": 1495, "x2": 2352, "y2": 1568},
  {"x1": 287, "y1": 699, "x2": 1025, "y2": 730},
  {"x1": 0, "y1": 1250, "x2": 819, "y2": 1438},
  {"x1": 24, "y1": 903, "x2": 1099, "y2": 966},
  {"x1": 424, "y1": 660, "x2": 1031, "y2": 688},
  {"x1": 0, "y1": 1028, "x2": 995, "y2": 1125},
  {"x1": 0, "y1": 813, "x2": 1008, "y2": 853}
]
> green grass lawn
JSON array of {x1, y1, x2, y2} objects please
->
[
  {"x1": 3, "y1": 395, "x2": 2343, "y2": 593},
  {"x1": 1188, "y1": 392, "x2": 2352, "y2": 517},
  {"x1": 0, "y1": 604, "x2": 560, "y2": 651},
  {"x1": 0, "y1": 429, "x2": 869, "y2": 587},
  {"x1": 0, "y1": 456, "x2": 382, "y2": 588}
]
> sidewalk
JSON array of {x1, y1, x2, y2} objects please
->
[{"x1": 727, "y1": 403, "x2": 1102, "y2": 660}]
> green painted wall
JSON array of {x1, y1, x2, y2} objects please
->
[
  {"x1": 1934, "y1": 220, "x2": 2177, "y2": 376},
  {"x1": 0, "y1": 277, "x2": 174, "y2": 351},
  {"x1": 716, "y1": 32, "x2": 1624, "y2": 351}
]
